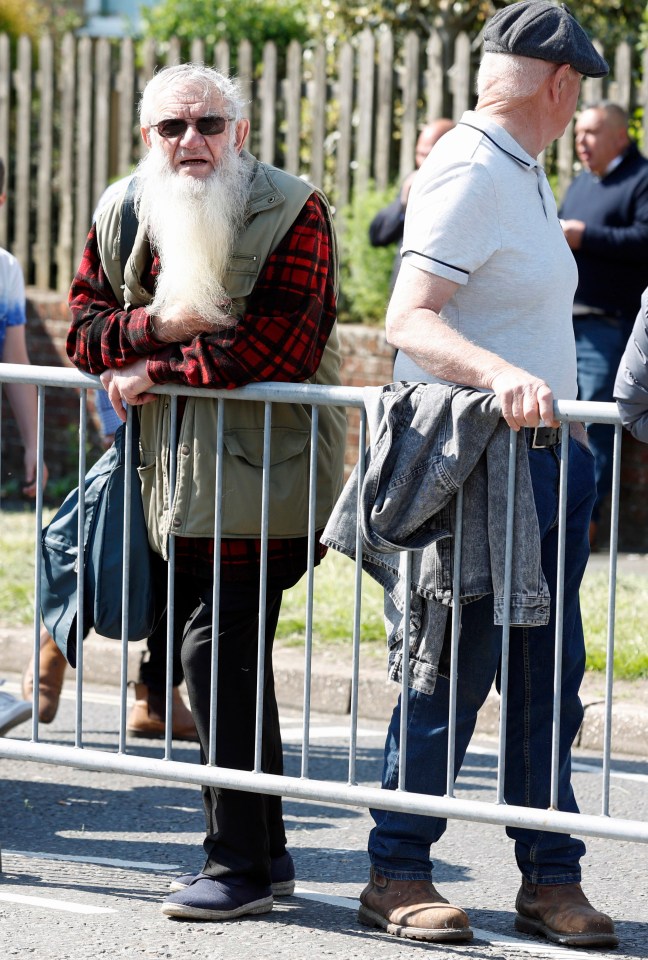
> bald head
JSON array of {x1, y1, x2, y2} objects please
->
[
  {"x1": 575, "y1": 102, "x2": 630, "y2": 177},
  {"x1": 415, "y1": 119, "x2": 455, "y2": 168}
]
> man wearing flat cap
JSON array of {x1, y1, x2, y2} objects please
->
[{"x1": 358, "y1": 1, "x2": 618, "y2": 950}]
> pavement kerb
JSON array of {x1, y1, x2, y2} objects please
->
[{"x1": 2, "y1": 625, "x2": 647, "y2": 757}]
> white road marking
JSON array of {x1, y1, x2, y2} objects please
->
[
  {"x1": 0, "y1": 892, "x2": 115, "y2": 914},
  {"x1": 281, "y1": 723, "x2": 381, "y2": 741},
  {"x1": 468, "y1": 926, "x2": 602, "y2": 959},
  {"x1": 6, "y1": 849, "x2": 180, "y2": 871},
  {"x1": 293, "y1": 887, "x2": 598, "y2": 958},
  {"x1": 292, "y1": 888, "x2": 360, "y2": 910},
  {"x1": 571, "y1": 761, "x2": 648, "y2": 783}
]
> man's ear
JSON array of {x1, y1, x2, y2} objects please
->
[
  {"x1": 551, "y1": 63, "x2": 573, "y2": 103},
  {"x1": 141, "y1": 126, "x2": 152, "y2": 149},
  {"x1": 233, "y1": 118, "x2": 250, "y2": 153}
]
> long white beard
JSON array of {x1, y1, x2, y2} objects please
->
[{"x1": 134, "y1": 146, "x2": 252, "y2": 327}]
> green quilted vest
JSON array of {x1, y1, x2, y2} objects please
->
[{"x1": 95, "y1": 153, "x2": 346, "y2": 557}]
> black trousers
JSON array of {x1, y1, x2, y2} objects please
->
[
  {"x1": 138, "y1": 553, "x2": 186, "y2": 691},
  {"x1": 175, "y1": 568, "x2": 302, "y2": 886}
]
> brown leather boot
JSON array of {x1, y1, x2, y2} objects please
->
[
  {"x1": 22, "y1": 630, "x2": 67, "y2": 723},
  {"x1": 358, "y1": 868, "x2": 472, "y2": 942},
  {"x1": 515, "y1": 878, "x2": 618, "y2": 948},
  {"x1": 127, "y1": 684, "x2": 199, "y2": 741}
]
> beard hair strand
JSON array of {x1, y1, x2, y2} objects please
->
[{"x1": 134, "y1": 146, "x2": 252, "y2": 328}]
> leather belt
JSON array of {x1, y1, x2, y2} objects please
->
[{"x1": 526, "y1": 426, "x2": 560, "y2": 449}]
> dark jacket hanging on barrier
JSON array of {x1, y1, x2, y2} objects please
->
[{"x1": 322, "y1": 381, "x2": 549, "y2": 695}]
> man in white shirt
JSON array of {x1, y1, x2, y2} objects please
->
[{"x1": 359, "y1": 2, "x2": 618, "y2": 950}]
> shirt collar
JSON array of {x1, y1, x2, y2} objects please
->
[
  {"x1": 458, "y1": 110, "x2": 539, "y2": 170},
  {"x1": 601, "y1": 153, "x2": 625, "y2": 178}
]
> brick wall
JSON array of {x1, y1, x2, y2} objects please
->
[
  {"x1": 337, "y1": 325, "x2": 394, "y2": 477},
  {"x1": 5, "y1": 293, "x2": 647, "y2": 550}
]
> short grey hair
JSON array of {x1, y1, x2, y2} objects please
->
[
  {"x1": 477, "y1": 52, "x2": 560, "y2": 102},
  {"x1": 579, "y1": 101, "x2": 629, "y2": 130},
  {"x1": 139, "y1": 63, "x2": 246, "y2": 128}
]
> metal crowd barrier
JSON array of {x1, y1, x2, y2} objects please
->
[{"x1": 0, "y1": 363, "x2": 646, "y2": 848}]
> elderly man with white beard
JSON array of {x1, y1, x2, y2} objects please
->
[{"x1": 66, "y1": 63, "x2": 346, "y2": 922}]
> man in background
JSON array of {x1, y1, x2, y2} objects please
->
[
  {"x1": 560, "y1": 102, "x2": 648, "y2": 545},
  {"x1": 369, "y1": 119, "x2": 455, "y2": 290},
  {"x1": 0, "y1": 157, "x2": 48, "y2": 736}
]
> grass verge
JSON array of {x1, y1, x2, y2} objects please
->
[{"x1": 1, "y1": 507, "x2": 646, "y2": 680}]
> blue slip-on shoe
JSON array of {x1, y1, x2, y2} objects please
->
[
  {"x1": 169, "y1": 850, "x2": 296, "y2": 897},
  {"x1": 161, "y1": 874, "x2": 273, "y2": 921},
  {"x1": 267, "y1": 851, "x2": 296, "y2": 896}
]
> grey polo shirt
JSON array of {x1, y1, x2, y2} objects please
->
[{"x1": 393, "y1": 110, "x2": 578, "y2": 402}]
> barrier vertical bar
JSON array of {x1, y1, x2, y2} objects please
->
[
  {"x1": 164, "y1": 396, "x2": 178, "y2": 760},
  {"x1": 118, "y1": 405, "x2": 134, "y2": 754},
  {"x1": 550, "y1": 421, "x2": 570, "y2": 809},
  {"x1": 397, "y1": 550, "x2": 412, "y2": 790},
  {"x1": 348, "y1": 408, "x2": 367, "y2": 786},
  {"x1": 208, "y1": 399, "x2": 225, "y2": 766},
  {"x1": 495, "y1": 428, "x2": 518, "y2": 803},
  {"x1": 254, "y1": 402, "x2": 272, "y2": 773},
  {"x1": 445, "y1": 485, "x2": 464, "y2": 798},
  {"x1": 30, "y1": 384, "x2": 46, "y2": 741},
  {"x1": 301, "y1": 405, "x2": 319, "y2": 779},
  {"x1": 73, "y1": 390, "x2": 88, "y2": 749},
  {"x1": 602, "y1": 423, "x2": 622, "y2": 815}
]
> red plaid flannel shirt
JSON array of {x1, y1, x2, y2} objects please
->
[{"x1": 68, "y1": 194, "x2": 336, "y2": 581}]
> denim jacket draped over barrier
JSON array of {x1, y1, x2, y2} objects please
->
[{"x1": 321, "y1": 382, "x2": 550, "y2": 695}]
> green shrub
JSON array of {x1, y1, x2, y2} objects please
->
[
  {"x1": 336, "y1": 184, "x2": 397, "y2": 325},
  {"x1": 141, "y1": 0, "x2": 311, "y2": 65}
]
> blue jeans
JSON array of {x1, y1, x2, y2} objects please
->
[
  {"x1": 575, "y1": 316, "x2": 631, "y2": 521},
  {"x1": 368, "y1": 437, "x2": 596, "y2": 886}
]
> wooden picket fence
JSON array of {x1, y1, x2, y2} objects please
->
[{"x1": 0, "y1": 29, "x2": 647, "y2": 294}]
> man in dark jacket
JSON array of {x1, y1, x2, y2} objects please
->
[{"x1": 559, "y1": 102, "x2": 648, "y2": 543}]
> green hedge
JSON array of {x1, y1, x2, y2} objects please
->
[{"x1": 337, "y1": 184, "x2": 397, "y2": 325}]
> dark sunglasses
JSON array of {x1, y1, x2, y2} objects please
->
[{"x1": 150, "y1": 115, "x2": 234, "y2": 139}]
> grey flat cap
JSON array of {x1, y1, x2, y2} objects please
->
[{"x1": 484, "y1": 1, "x2": 609, "y2": 78}]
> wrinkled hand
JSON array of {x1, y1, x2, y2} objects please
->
[
  {"x1": 490, "y1": 369, "x2": 557, "y2": 431},
  {"x1": 100, "y1": 360, "x2": 156, "y2": 422},
  {"x1": 22, "y1": 451, "x2": 48, "y2": 498},
  {"x1": 560, "y1": 218, "x2": 585, "y2": 251}
]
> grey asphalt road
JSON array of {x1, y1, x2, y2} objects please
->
[{"x1": 1, "y1": 674, "x2": 647, "y2": 960}]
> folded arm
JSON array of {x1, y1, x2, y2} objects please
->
[{"x1": 67, "y1": 195, "x2": 337, "y2": 415}]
